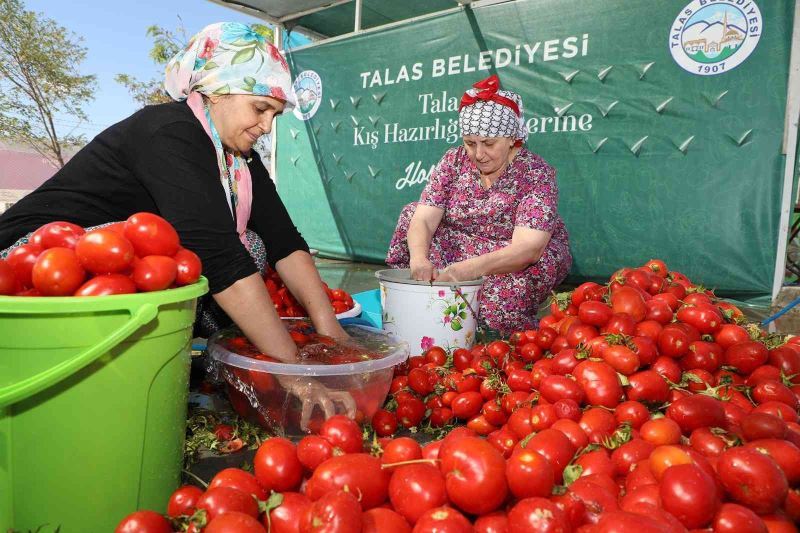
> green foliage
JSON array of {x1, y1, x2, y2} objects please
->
[
  {"x1": 0, "y1": 0, "x2": 96, "y2": 166},
  {"x1": 114, "y1": 18, "x2": 189, "y2": 107},
  {"x1": 116, "y1": 18, "x2": 275, "y2": 108}
]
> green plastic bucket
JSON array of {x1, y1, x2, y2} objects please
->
[{"x1": 0, "y1": 278, "x2": 208, "y2": 532}]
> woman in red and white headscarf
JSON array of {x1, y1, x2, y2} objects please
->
[{"x1": 386, "y1": 74, "x2": 572, "y2": 334}]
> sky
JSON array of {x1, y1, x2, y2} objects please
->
[{"x1": 24, "y1": 0, "x2": 310, "y2": 141}]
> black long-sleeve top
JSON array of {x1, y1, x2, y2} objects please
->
[{"x1": 0, "y1": 100, "x2": 308, "y2": 293}]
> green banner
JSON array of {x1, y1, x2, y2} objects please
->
[{"x1": 277, "y1": 0, "x2": 794, "y2": 296}]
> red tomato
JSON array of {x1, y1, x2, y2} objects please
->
[
  {"x1": 74, "y1": 229, "x2": 134, "y2": 274},
  {"x1": 635, "y1": 320, "x2": 664, "y2": 341},
  {"x1": 712, "y1": 503, "x2": 767, "y2": 533},
  {"x1": 602, "y1": 344, "x2": 640, "y2": 375},
  {"x1": 74, "y1": 274, "x2": 136, "y2": 296},
  {"x1": 412, "y1": 507, "x2": 471, "y2": 533},
  {"x1": 592, "y1": 510, "x2": 674, "y2": 533},
  {"x1": 166, "y1": 485, "x2": 203, "y2": 518},
  {"x1": 578, "y1": 300, "x2": 613, "y2": 327},
  {"x1": 715, "y1": 324, "x2": 751, "y2": 349},
  {"x1": 689, "y1": 427, "x2": 727, "y2": 457},
  {"x1": 389, "y1": 463, "x2": 447, "y2": 524},
  {"x1": 440, "y1": 437, "x2": 508, "y2": 515},
  {"x1": 30, "y1": 221, "x2": 85, "y2": 249},
  {"x1": 124, "y1": 212, "x2": 180, "y2": 257},
  {"x1": 573, "y1": 360, "x2": 623, "y2": 408},
  {"x1": 205, "y1": 512, "x2": 266, "y2": 533},
  {"x1": 305, "y1": 454, "x2": 390, "y2": 510},
  {"x1": 744, "y1": 438, "x2": 800, "y2": 485},
  {"x1": 131, "y1": 255, "x2": 177, "y2": 292},
  {"x1": 658, "y1": 324, "x2": 691, "y2": 358},
  {"x1": 651, "y1": 356, "x2": 682, "y2": 383},
  {"x1": 568, "y1": 478, "x2": 620, "y2": 523},
  {"x1": 301, "y1": 490, "x2": 361, "y2": 533},
  {"x1": 507, "y1": 497, "x2": 570, "y2": 532},
  {"x1": 725, "y1": 341, "x2": 769, "y2": 375},
  {"x1": 174, "y1": 248, "x2": 202, "y2": 285},
  {"x1": 506, "y1": 450, "x2": 555, "y2": 499},
  {"x1": 196, "y1": 487, "x2": 260, "y2": 522},
  {"x1": 768, "y1": 344, "x2": 800, "y2": 384},
  {"x1": 676, "y1": 303, "x2": 723, "y2": 334},
  {"x1": 534, "y1": 327, "x2": 558, "y2": 350},
  {"x1": 520, "y1": 428, "x2": 576, "y2": 481},
  {"x1": 296, "y1": 435, "x2": 334, "y2": 471},
  {"x1": 253, "y1": 437, "x2": 303, "y2": 492},
  {"x1": 682, "y1": 340, "x2": 723, "y2": 372},
  {"x1": 612, "y1": 439, "x2": 655, "y2": 477},
  {"x1": 8, "y1": 241, "x2": 45, "y2": 287},
  {"x1": 452, "y1": 348, "x2": 472, "y2": 371},
  {"x1": 611, "y1": 286, "x2": 647, "y2": 322},
  {"x1": 659, "y1": 463, "x2": 719, "y2": 529},
  {"x1": 0, "y1": 258, "x2": 15, "y2": 294},
  {"x1": 451, "y1": 391, "x2": 484, "y2": 419},
  {"x1": 114, "y1": 510, "x2": 172, "y2": 533},
  {"x1": 381, "y1": 437, "x2": 422, "y2": 466},
  {"x1": 396, "y1": 397, "x2": 425, "y2": 428},
  {"x1": 614, "y1": 400, "x2": 650, "y2": 429},
  {"x1": 473, "y1": 512, "x2": 509, "y2": 533},
  {"x1": 626, "y1": 370, "x2": 669, "y2": 404},
  {"x1": 31, "y1": 247, "x2": 86, "y2": 296},
  {"x1": 267, "y1": 492, "x2": 311, "y2": 533},
  {"x1": 361, "y1": 508, "x2": 410, "y2": 533},
  {"x1": 601, "y1": 313, "x2": 637, "y2": 336},
  {"x1": 752, "y1": 379, "x2": 799, "y2": 410},
  {"x1": 645, "y1": 299, "x2": 673, "y2": 325},
  {"x1": 666, "y1": 394, "x2": 725, "y2": 434},
  {"x1": 579, "y1": 407, "x2": 617, "y2": 444},
  {"x1": 640, "y1": 417, "x2": 682, "y2": 446},
  {"x1": 371, "y1": 409, "x2": 398, "y2": 437},
  {"x1": 539, "y1": 375, "x2": 585, "y2": 405},
  {"x1": 717, "y1": 447, "x2": 788, "y2": 515},
  {"x1": 208, "y1": 467, "x2": 267, "y2": 501}
]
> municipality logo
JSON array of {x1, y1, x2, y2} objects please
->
[
  {"x1": 669, "y1": 1, "x2": 761, "y2": 76},
  {"x1": 292, "y1": 70, "x2": 322, "y2": 121}
]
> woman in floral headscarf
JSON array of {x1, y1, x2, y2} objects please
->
[
  {"x1": 0, "y1": 23, "x2": 349, "y2": 380},
  {"x1": 386, "y1": 74, "x2": 572, "y2": 334}
]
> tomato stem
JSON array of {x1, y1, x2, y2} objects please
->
[
  {"x1": 380, "y1": 458, "x2": 440, "y2": 469},
  {"x1": 181, "y1": 469, "x2": 209, "y2": 489}
]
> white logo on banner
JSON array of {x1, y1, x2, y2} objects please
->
[
  {"x1": 292, "y1": 70, "x2": 322, "y2": 121},
  {"x1": 669, "y1": 1, "x2": 761, "y2": 76}
]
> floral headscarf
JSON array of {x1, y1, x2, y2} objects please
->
[
  {"x1": 165, "y1": 22, "x2": 296, "y2": 106},
  {"x1": 459, "y1": 74, "x2": 528, "y2": 146},
  {"x1": 164, "y1": 22, "x2": 296, "y2": 246}
]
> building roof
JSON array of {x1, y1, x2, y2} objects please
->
[{"x1": 0, "y1": 142, "x2": 69, "y2": 190}]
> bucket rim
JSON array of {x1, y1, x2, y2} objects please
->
[
  {"x1": 375, "y1": 268, "x2": 483, "y2": 287},
  {"x1": 0, "y1": 276, "x2": 208, "y2": 312}
]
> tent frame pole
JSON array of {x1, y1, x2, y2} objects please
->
[{"x1": 773, "y1": 0, "x2": 800, "y2": 300}]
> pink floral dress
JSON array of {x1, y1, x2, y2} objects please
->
[{"x1": 386, "y1": 146, "x2": 572, "y2": 333}]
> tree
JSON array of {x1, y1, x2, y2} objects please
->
[
  {"x1": 0, "y1": 0, "x2": 96, "y2": 167},
  {"x1": 114, "y1": 21, "x2": 188, "y2": 106}
]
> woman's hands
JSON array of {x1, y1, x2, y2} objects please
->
[
  {"x1": 436, "y1": 259, "x2": 481, "y2": 282},
  {"x1": 410, "y1": 256, "x2": 438, "y2": 281},
  {"x1": 275, "y1": 375, "x2": 357, "y2": 432}
]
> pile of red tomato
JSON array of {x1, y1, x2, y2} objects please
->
[
  {"x1": 0, "y1": 213, "x2": 201, "y2": 296},
  {"x1": 264, "y1": 267, "x2": 355, "y2": 317},
  {"x1": 117, "y1": 259, "x2": 800, "y2": 532}
]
